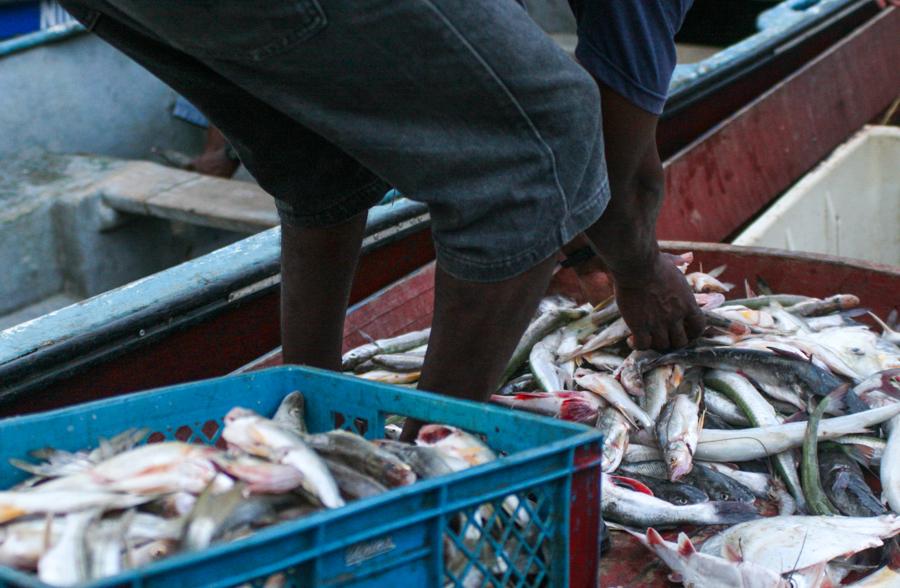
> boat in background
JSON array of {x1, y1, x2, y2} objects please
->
[{"x1": 0, "y1": 1, "x2": 897, "y2": 410}]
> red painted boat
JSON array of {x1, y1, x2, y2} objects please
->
[
  {"x1": 0, "y1": 7, "x2": 897, "y2": 414},
  {"x1": 238, "y1": 241, "x2": 900, "y2": 586}
]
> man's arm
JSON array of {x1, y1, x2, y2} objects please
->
[{"x1": 576, "y1": 84, "x2": 704, "y2": 350}]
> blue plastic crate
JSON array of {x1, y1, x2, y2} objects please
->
[{"x1": 0, "y1": 367, "x2": 603, "y2": 587}]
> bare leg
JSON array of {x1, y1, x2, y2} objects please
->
[
  {"x1": 280, "y1": 212, "x2": 368, "y2": 371},
  {"x1": 400, "y1": 256, "x2": 557, "y2": 441}
]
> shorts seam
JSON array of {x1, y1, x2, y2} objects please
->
[
  {"x1": 421, "y1": 0, "x2": 571, "y2": 215},
  {"x1": 276, "y1": 177, "x2": 388, "y2": 227},
  {"x1": 435, "y1": 183, "x2": 610, "y2": 280}
]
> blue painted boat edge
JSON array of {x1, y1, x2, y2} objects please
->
[
  {"x1": 0, "y1": 20, "x2": 83, "y2": 58},
  {"x1": 669, "y1": 0, "x2": 857, "y2": 97}
]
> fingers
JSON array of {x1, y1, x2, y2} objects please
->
[
  {"x1": 684, "y1": 309, "x2": 707, "y2": 340},
  {"x1": 630, "y1": 328, "x2": 653, "y2": 351},
  {"x1": 668, "y1": 322, "x2": 689, "y2": 349},
  {"x1": 649, "y1": 324, "x2": 670, "y2": 352}
]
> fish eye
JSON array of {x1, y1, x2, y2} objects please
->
[
  {"x1": 675, "y1": 497, "x2": 687, "y2": 505},
  {"x1": 719, "y1": 493, "x2": 730, "y2": 501}
]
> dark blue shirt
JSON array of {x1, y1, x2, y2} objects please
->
[{"x1": 570, "y1": 0, "x2": 694, "y2": 114}]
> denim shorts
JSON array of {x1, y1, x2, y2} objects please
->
[{"x1": 61, "y1": 0, "x2": 610, "y2": 282}]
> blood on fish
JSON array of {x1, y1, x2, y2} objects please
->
[
  {"x1": 559, "y1": 399, "x2": 598, "y2": 423},
  {"x1": 416, "y1": 425, "x2": 453, "y2": 444}
]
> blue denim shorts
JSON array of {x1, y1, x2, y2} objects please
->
[{"x1": 61, "y1": 0, "x2": 610, "y2": 282}]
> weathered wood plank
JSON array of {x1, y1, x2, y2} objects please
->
[{"x1": 100, "y1": 161, "x2": 278, "y2": 233}]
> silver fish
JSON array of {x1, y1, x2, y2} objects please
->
[
  {"x1": 562, "y1": 317, "x2": 630, "y2": 360},
  {"x1": 272, "y1": 391, "x2": 307, "y2": 436},
  {"x1": 620, "y1": 526, "x2": 787, "y2": 588},
  {"x1": 704, "y1": 370, "x2": 805, "y2": 509},
  {"x1": 323, "y1": 459, "x2": 387, "y2": 500},
  {"x1": 182, "y1": 482, "x2": 246, "y2": 551},
  {"x1": 582, "y1": 351, "x2": 625, "y2": 372},
  {"x1": 642, "y1": 365, "x2": 683, "y2": 424},
  {"x1": 656, "y1": 367, "x2": 703, "y2": 481},
  {"x1": 341, "y1": 328, "x2": 430, "y2": 371},
  {"x1": 575, "y1": 369, "x2": 653, "y2": 429},
  {"x1": 0, "y1": 517, "x2": 60, "y2": 570},
  {"x1": 222, "y1": 408, "x2": 344, "y2": 508},
  {"x1": 529, "y1": 329, "x2": 564, "y2": 392},
  {"x1": 305, "y1": 429, "x2": 416, "y2": 488},
  {"x1": 700, "y1": 515, "x2": 900, "y2": 577},
  {"x1": 502, "y1": 307, "x2": 586, "y2": 383},
  {"x1": 37, "y1": 509, "x2": 97, "y2": 586},
  {"x1": 703, "y1": 387, "x2": 751, "y2": 427},
  {"x1": 616, "y1": 350, "x2": 660, "y2": 397},
  {"x1": 600, "y1": 476, "x2": 758, "y2": 528},
  {"x1": 371, "y1": 353, "x2": 426, "y2": 373},
  {"x1": 0, "y1": 491, "x2": 148, "y2": 524},
  {"x1": 832, "y1": 435, "x2": 886, "y2": 466},
  {"x1": 696, "y1": 402, "x2": 900, "y2": 461},
  {"x1": 596, "y1": 407, "x2": 630, "y2": 473},
  {"x1": 787, "y1": 294, "x2": 860, "y2": 317},
  {"x1": 373, "y1": 439, "x2": 469, "y2": 478},
  {"x1": 88, "y1": 513, "x2": 129, "y2": 580},
  {"x1": 489, "y1": 391, "x2": 601, "y2": 424}
]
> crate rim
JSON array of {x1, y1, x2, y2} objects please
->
[
  {"x1": 0, "y1": 365, "x2": 603, "y2": 588},
  {"x1": 2, "y1": 366, "x2": 597, "y2": 437}
]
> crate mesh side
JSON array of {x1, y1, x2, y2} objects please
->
[{"x1": 443, "y1": 482, "x2": 558, "y2": 588}]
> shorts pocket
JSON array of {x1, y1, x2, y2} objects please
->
[{"x1": 114, "y1": 1, "x2": 327, "y2": 62}]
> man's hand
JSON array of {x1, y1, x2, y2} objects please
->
[{"x1": 611, "y1": 252, "x2": 705, "y2": 350}]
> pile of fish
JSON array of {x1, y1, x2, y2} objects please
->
[
  {"x1": 0, "y1": 392, "x2": 526, "y2": 586},
  {"x1": 343, "y1": 255, "x2": 900, "y2": 586}
]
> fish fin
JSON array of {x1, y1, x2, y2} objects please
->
[
  {"x1": 831, "y1": 470, "x2": 850, "y2": 493},
  {"x1": 712, "y1": 501, "x2": 760, "y2": 524},
  {"x1": 708, "y1": 265, "x2": 727, "y2": 278},
  {"x1": 824, "y1": 384, "x2": 850, "y2": 413},
  {"x1": 849, "y1": 443, "x2": 875, "y2": 464},
  {"x1": 767, "y1": 347, "x2": 810, "y2": 363},
  {"x1": 743, "y1": 280, "x2": 753, "y2": 298},
  {"x1": 723, "y1": 544, "x2": 743, "y2": 562},
  {"x1": 755, "y1": 276, "x2": 773, "y2": 295},
  {"x1": 782, "y1": 410, "x2": 810, "y2": 424},
  {"x1": 676, "y1": 533, "x2": 696, "y2": 556},
  {"x1": 887, "y1": 539, "x2": 900, "y2": 571},
  {"x1": 608, "y1": 475, "x2": 655, "y2": 496},
  {"x1": 868, "y1": 312, "x2": 900, "y2": 339},
  {"x1": 646, "y1": 527, "x2": 665, "y2": 546}
]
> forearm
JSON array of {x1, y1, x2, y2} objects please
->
[
  {"x1": 584, "y1": 172, "x2": 663, "y2": 282},
  {"x1": 581, "y1": 81, "x2": 665, "y2": 285}
]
